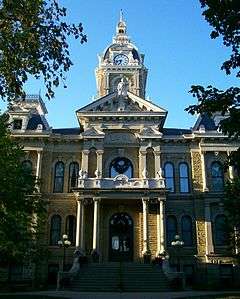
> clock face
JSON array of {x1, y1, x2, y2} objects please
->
[{"x1": 113, "y1": 54, "x2": 129, "y2": 66}]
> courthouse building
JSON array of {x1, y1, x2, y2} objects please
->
[{"x1": 7, "y1": 16, "x2": 240, "y2": 286}]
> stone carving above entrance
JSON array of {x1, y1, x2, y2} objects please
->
[{"x1": 105, "y1": 132, "x2": 136, "y2": 144}]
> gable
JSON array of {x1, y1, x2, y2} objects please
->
[{"x1": 77, "y1": 91, "x2": 167, "y2": 114}]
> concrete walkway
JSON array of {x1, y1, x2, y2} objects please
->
[{"x1": 1, "y1": 290, "x2": 240, "y2": 299}]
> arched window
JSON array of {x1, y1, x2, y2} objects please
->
[
  {"x1": 88, "y1": 148, "x2": 97, "y2": 178},
  {"x1": 110, "y1": 157, "x2": 133, "y2": 178},
  {"x1": 211, "y1": 162, "x2": 224, "y2": 192},
  {"x1": 181, "y1": 216, "x2": 193, "y2": 246},
  {"x1": 214, "y1": 215, "x2": 229, "y2": 246},
  {"x1": 164, "y1": 163, "x2": 175, "y2": 192},
  {"x1": 53, "y1": 161, "x2": 64, "y2": 193},
  {"x1": 65, "y1": 215, "x2": 76, "y2": 245},
  {"x1": 146, "y1": 148, "x2": 155, "y2": 178},
  {"x1": 166, "y1": 216, "x2": 177, "y2": 245},
  {"x1": 50, "y1": 215, "x2": 61, "y2": 245},
  {"x1": 22, "y1": 160, "x2": 32, "y2": 174},
  {"x1": 68, "y1": 162, "x2": 79, "y2": 192},
  {"x1": 179, "y1": 163, "x2": 190, "y2": 193}
]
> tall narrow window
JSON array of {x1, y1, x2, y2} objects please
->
[
  {"x1": 68, "y1": 162, "x2": 79, "y2": 192},
  {"x1": 179, "y1": 163, "x2": 190, "y2": 193},
  {"x1": 50, "y1": 215, "x2": 61, "y2": 245},
  {"x1": 146, "y1": 148, "x2": 155, "y2": 178},
  {"x1": 65, "y1": 215, "x2": 76, "y2": 245},
  {"x1": 53, "y1": 161, "x2": 64, "y2": 193},
  {"x1": 214, "y1": 215, "x2": 229, "y2": 246},
  {"x1": 211, "y1": 162, "x2": 224, "y2": 192},
  {"x1": 166, "y1": 216, "x2": 177, "y2": 245},
  {"x1": 164, "y1": 162, "x2": 175, "y2": 192},
  {"x1": 181, "y1": 216, "x2": 193, "y2": 246}
]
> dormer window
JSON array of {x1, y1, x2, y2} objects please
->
[{"x1": 13, "y1": 119, "x2": 22, "y2": 130}]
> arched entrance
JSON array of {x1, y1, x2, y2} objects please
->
[{"x1": 109, "y1": 213, "x2": 133, "y2": 262}]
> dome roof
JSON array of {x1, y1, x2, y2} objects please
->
[{"x1": 103, "y1": 44, "x2": 141, "y2": 62}]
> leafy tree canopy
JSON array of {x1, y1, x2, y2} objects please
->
[
  {"x1": 0, "y1": 113, "x2": 46, "y2": 263},
  {"x1": 0, "y1": 0, "x2": 87, "y2": 102},
  {"x1": 186, "y1": 0, "x2": 240, "y2": 165}
]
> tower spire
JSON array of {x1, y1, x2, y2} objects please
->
[{"x1": 120, "y1": 9, "x2": 123, "y2": 22}]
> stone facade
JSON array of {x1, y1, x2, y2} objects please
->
[{"x1": 6, "y1": 16, "x2": 240, "y2": 287}]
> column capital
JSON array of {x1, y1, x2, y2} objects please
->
[
  {"x1": 82, "y1": 149, "x2": 90, "y2": 155},
  {"x1": 154, "y1": 151, "x2": 161, "y2": 157},
  {"x1": 142, "y1": 197, "x2": 150, "y2": 204},
  {"x1": 157, "y1": 197, "x2": 166, "y2": 203},
  {"x1": 93, "y1": 197, "x2": 101, "y2": 203},
  {"x1": 139, "y1": 150, "x2": 147, "y2": 155},
  {"x1": 96, "y1": 150, "x2": 104, "y2": 155}
]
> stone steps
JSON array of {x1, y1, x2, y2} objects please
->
[{"x1": 69, "y1": 263, "x2": 170, "y2": 292}]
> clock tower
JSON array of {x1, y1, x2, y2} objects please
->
[{"x1": 95, "y1": 12, "x2": 148, "y2": 99}]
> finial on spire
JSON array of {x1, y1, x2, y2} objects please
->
[{"x1": 120, "y1": 9, "x2": 123, "y2": 22}]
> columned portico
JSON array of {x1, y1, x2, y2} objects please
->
[{"x1": 142, "y1": 197, "x2": 150, "y2": 254}]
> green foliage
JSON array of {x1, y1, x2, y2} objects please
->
[
  {"x1": 187, "y1": 1, "x2": 240, "y2": 252},
  {"x1": 223, "y1": 178, "x2": 240, "y2": 252},
  {"x1": 186, "y1": 0, "x2": 240, "y2": 163},
  {"x1": 0, "y1": 113, "x2": 46, "y2": 263},
  {"x1": 0, "y1": 0, "x2": 87, "y2": 102}
]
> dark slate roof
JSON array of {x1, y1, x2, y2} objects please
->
[
  {"x1": 194, "y1": 114, "x2": 217, "y2": 131},
  {"x1": 52, "y1": 128, "x2": 81, "y2": 135},
  {"x1": 162, "y1": 128, "x2": 192, "y2": 136},
  {"x1": 26, "y1": 114, "x2": 46, "y2": 130}
]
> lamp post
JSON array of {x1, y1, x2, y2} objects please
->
[
  {"x1": 58, "y1": 234, "x2": 71, "y2": 271},
  {"x1": 171, "y1": 235, "x2": 184, "y2": 272}
]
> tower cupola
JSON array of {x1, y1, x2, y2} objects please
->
[{"x1": 95, "y1": 13, "x2": 148, "y2": 99}]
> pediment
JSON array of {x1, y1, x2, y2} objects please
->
[
  {"x1": 82, "y1": 126, "x2": 105, "y2": 138},
  {"x1": 77, "y1": 92, "x2": 167, "y2": 114},
  {"x1": 138, "y1": 126, "x2": 163, "y2": 138}
]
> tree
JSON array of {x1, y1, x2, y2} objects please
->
[
  {"x1": 0, "y1": 113, "x2": 46, "y2": 264},
  {"x1": 186, "y1": 0, "x2": 240, "y2": 166},
  {"x1": 222, "y1": 178, "x2": 240, "y2": 253},
  {"x1": 0, "y1": 0, "x2": 87, "y2": 102},
  {"x1": 186, "y1": 0, "x2": 240, "y2": 141},
  {"x1": 186, "y1": 0, "x2": 240, "y2": 251}
]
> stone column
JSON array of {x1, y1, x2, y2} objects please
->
[
  {"x1": 227, "y1": 151, "x2": 235, "y2": 180},
  {"x1": 75, "y1": 197, "x2": 85, "y2": 253},
  {"x1": 142, "y1": 197, "x2": 150, "y2": 254},
  {"x1": 157, "y1": 198, "x2": 166, "y2": 255},
  {"x1": 229, "y1": 166, "x2": 235, "y2": 180},
  {"x1": 81, "y1": 150, "x2": 89, "y2": 175},
  {"x1": 205, "y1": 203, "x2": 214, "y2": 256},
  {"x1": 154, "y1": 149, "x2": 161, "y2": 178},
  {"x1": 92, "y1": 197, "x2": 101, "y2": 253},
  {"x1": 96, "y1": 150, "x2": 104, "y2": 178},
  {"x1": 139, "y1": 149, "x2": 147, "y2": 178},
  {"x1": 36, "y1": 150, "x2": 43, "y2": 179},
  {"x1": 200, "y1": 151, "x2": 208, "y2": 192}
]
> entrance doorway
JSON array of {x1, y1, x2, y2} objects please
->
[{"x1": 109, "y1": 213, "x2": 133, "y2": 262}]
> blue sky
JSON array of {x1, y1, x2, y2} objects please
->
[{"x1": 0, "y1": 0, "x2": 238, "y2": 129}]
